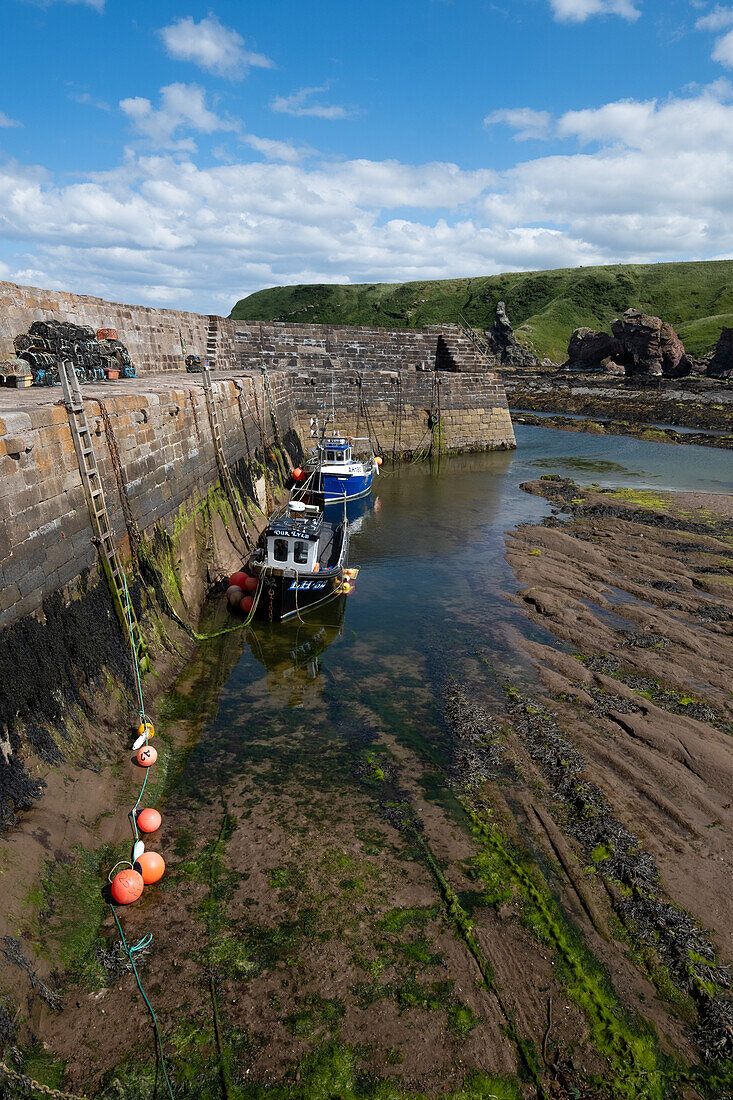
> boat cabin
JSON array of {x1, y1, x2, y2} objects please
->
[
  {"x1": 265, "y1": 501, "x2": 323, "y2": 574},
  {"x1": 318, "y1": 437, "x2": 352, "y2": 465}
]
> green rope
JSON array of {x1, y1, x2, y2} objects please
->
[{"x1": 110, "y1": 906, "x2": 175, "y2": 1099}]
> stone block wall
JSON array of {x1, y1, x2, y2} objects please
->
[
  {"x1": 0, "y1": 281, "x2": 219, "y2": 373},
  {"x1": 0, "y1": 373, "x2": 290, "y2": 630},
  {"x1": 290, "y1": 368, "x2": 515, "y2": 455}
]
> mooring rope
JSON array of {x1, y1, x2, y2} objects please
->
[{"x1": 109, "y1": 908, "x2": 175, "y2": 1100}]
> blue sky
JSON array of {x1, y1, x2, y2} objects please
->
[{"x1": 1, "y1": 0, "x2": 732, "y2": 312}]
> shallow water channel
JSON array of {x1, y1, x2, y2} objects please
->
[{"x1": 100, "y1": 427, "x2": 733, "y2": 1096}]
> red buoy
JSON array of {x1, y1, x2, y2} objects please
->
[
  {"x1": 137, "y1": 808, "x2": 162, "y2": 833},
  {"x1": 111, "y1": 868, "x2": 144, "y2": 904},
  {"x1": 292, "y1": 468, "x2": 305, "y2": 481},
  {"x1": 243, "y1": 575, "x2": 258, "y2": 592},
  {"x1": 136, "y1": 744, "x2": 157, "y2": 767},
  {"x1": 135, "y1": 851, "x2": 165, "y2": 884},
  {"x1": 240, "y1": 594, "x2": 254, "y2": 614},
  {"x1": 227, "y1": 585, "x2": 243, "y2": 605},
  {"x1": 229, "y1": 571, "x2": 249, "y2": 590}
]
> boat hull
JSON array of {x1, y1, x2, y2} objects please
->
[
  {"x1": 322, "y1": 468, "x2": 374, "y2": 502},
  {"x1": 255, "y1": 568, "x2": 346, "y2": 622}
]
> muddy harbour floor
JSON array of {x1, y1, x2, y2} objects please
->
[{"x1": 2, "y1": 425, "x2": 733, "y2": 1100}]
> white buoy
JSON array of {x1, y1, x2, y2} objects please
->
[
  {"x1": 132, "y1": 733, "x2": 147, "y2": 751},
  {"x1": 133, "y1": 840, "x2": 145, "y2": 862}
]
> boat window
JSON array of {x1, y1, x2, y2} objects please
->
[
  {"x1": 273, "y1": 538, "x2": 288, "y2": 562},
  {"x1": 326, "y1": 450, "x2": 335, "y2": 462},
  {"x1": 293, "y1": 541, "x2": 308, "y2": 564}
]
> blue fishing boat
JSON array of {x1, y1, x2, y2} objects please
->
[{"x1": 298, "y1": 435, "x2": 381, "y2": 504}]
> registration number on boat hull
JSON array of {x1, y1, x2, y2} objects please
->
[{"x1": 288, "y1": 580, "x2": 327, "y2": 590}]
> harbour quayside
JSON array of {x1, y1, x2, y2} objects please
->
[
  {"x1": 293, "y1": 432, "x2": 382, "y2": 503},
  {"x1": 227, "y1": 499, "x2": 357, "y2": 623}
]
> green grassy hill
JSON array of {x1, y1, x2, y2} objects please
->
[{"x1": 229, "y1": 260, "x2": 733, "y2": 362}]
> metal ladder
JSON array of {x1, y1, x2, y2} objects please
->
[
  {"x1": 206, "y1": 315, "x2": 218, "y2": 367},
  {"x1": 58, "y1": 359, "x2": 147, "y2": 668},
  {"x1": 200, "y1": 362, "x2": 253, "y2": 548}
]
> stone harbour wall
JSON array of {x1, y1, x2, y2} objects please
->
[
  {"x1": 0, "y1": 373, "x2": 293, "y2": 630},
  {"x1": 0, "y1": 280, "x2": 515, "y2": 630},
  {"x1": 292, "y1": 368, "x2": 515, "y2": 455}
]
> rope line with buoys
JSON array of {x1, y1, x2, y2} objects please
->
[{"x1": 103, "y1": 575, "x2": 175, "y2": 1098}]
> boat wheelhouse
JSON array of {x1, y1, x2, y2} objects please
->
[
  {"x1": 306, "y1": 435, "x2": 378, "y2": 504},
  {"x1": 250, "y1": 500, "x2": 349, "y2": 622}
]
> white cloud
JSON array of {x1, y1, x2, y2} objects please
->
[
  {"x1": 159, "y1": 16, "x2": 273, "y2": 79},
  {"x1": 2, "y1": 87, "x2": 733, "y2": 313},
  {"x1": 695, "y1": 5, "x2": 733, "y2": 31},
  {"x1": 120, "y1": 83, "x2": 238, "y2": 145},
  {"x1": 0, "y1": 111, "x2": 22, "y2": 128},
  {"x1": 484, "y1": 107, "x2": 552, "y2": 140},
  {"x1": 548, "y1": 0, "x2": 640, "y2": 21},
  {"x1": 243, "y1": 135, "x2": 304, "y2": 162},
  {"x1": 70, "y1": 91, "x2": 111, "y2": 111},
  {"x1": 712, "y1": 27, "x2": 733, "y2": 63},
  {"x1": 271, "y1": 85, "x2": 353, "y2": 119}
]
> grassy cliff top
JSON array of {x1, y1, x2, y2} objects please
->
[{"x1": 229, "y1": 259, "x2": 733, "y2": 362}]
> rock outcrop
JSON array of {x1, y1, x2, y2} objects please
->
[
  {"x1": 566, "y1": 327, "x2": 621, "y2": 370},
  {"x1": 482, "y1": 301, "x2": 538, "y2": 368},
  {"x1": 708, "y1": 328, "x2": 733, "y2": 379},
  {"x1": 564, "y1": 308, "x2": 695, "y2": 378},
  {"x1": 610, "y1": 309, "x2": 692, "y2": 377}
]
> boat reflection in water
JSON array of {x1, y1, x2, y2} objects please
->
[
  {"x1": 245, "y1": 595, "x2": 347, "y2": 704},
  {"x1": 323, "y1": 489, "x2": 376, "y2": 530}
]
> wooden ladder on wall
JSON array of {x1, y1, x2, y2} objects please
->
[
  {"x1": 200, "y1": 362, "x2": 253, "y2": 547},
  {"x1": 58, "y1": 359, "x2": 148, "y2": 668}
]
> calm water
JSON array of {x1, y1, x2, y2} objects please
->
[{"x1": 190, "y1": 425, "x2": 733, "y2": 766}]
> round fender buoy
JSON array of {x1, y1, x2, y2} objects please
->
[
  {"x1": 111, "y1": 868, "x2": 144, "y2": 905},
  {"x1": 342, "y1": 581, "x2": 352, "y2": 594},
  {"x1": 229, "y1": 571, "x2": 249, "y2": 590},
  {"x1": 137, "y1": 808, "x2": 162, "y2": 833},
  {"x1": 137, "y1": 720, "x2": 155, "y2": 739},
  {"x1": 227, "y1": 585, "x2": 243, "y2": 605},
  {"x1": 375, "y1": 456, "x2": 383, "y2": 466},
  {"x1": 243, "y1": 575, "x2": 258, "y2": 592},
  {"x1": 292, "y1": 467, "x2": 305, "y2": 481},
  {"x1": 135, "y1": 851, "x2": 165, "y2": 884},
  {"x1": 240, "y1": 595, "x2": 254, "y2": 614},
  {"x1": 136, "y1": 744, "x2": 158, "y2": 767}
]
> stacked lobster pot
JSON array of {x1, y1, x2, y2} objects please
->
[{"x1": 11, "y1": 319, "x2": 137, "y2": 386}]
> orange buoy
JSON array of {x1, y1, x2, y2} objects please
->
[
  {"x1": 137, "y1": 720, "x2": 155, "y2": 739},
  {"x1": 375, "y1": 456, "x2": 383, "y2": 466},
  {"x1": 137, "y1": 808, "x2": 162, "y2": 833},
  {"x1": 292, "y1": 467, "x2": 305, "y2": 481},
  {"x1": 135, "y1": 851, "x2": 165, "y2": 884},
  {"x1": 229, "y1": 571, "x2": 249, "y2": 590},
  {"x1": 136, "y1": 744, "x2": 158, "y2": 767},
  {"x1": 243, "y1": 575, "x2": 258, "y2": 592},
  {"x1": 240, "y1": 594, "x2": 254, "y2": 614},
  {"x1": 111, "y1": 868, "x2": 144, "y2": 904},
  {"x1": 312, "y1": 562, "x2": 320, "y2": 573},
  {"x1": 227, "y1": 585, "x2": 243, "y2": 605}
]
